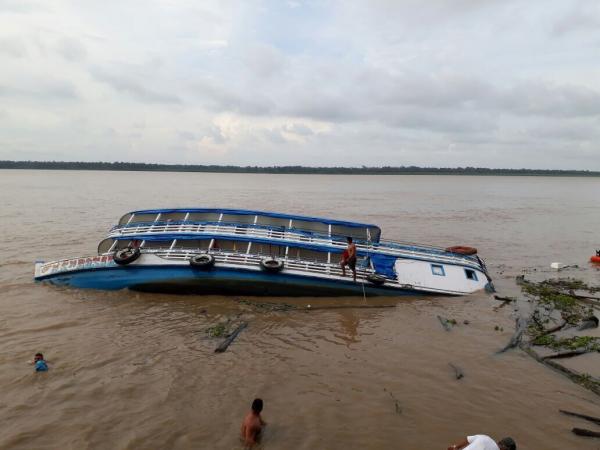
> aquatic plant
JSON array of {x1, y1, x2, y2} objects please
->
[{"x1": 532, "y1": 335, "x2": 600, "y2": 351}]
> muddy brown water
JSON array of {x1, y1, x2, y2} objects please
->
[{"x1": 1, "y1": 170, "x2": 599, "y2": 450}]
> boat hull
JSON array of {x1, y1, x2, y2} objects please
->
[{"x1": 35, "y1": 264, "x2": 424, "y2": 297}]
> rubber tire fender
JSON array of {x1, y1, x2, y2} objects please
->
[
  {"x1": 190, "y1": 254, "x2": 216, "y2": 270},
  {"x1": 366, "y1": 273, "x2": 386, "y2": 285},
  {"x1": 113, "y1": 247, "x2": 141, "y2": 265},
  {"x1": 260, "y1": 258, "x2": 284, "y2": 273}
]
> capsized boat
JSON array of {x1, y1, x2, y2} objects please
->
[{"x1": 34, "y1": 208, "x2": 493, "y2": 296}]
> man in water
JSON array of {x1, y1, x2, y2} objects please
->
[
  {"x1": 447, "y1": 435, "x2": 516, "y2": 450},
  {"x1": 33, "y1": 353, "x2": 48, "y2": 372},
  {"x1": 241, "y1": 398, "x2": 266, "y2": 448},
  {"x1": 340, "y1": 236, "x2": 357, "y2": 282}
]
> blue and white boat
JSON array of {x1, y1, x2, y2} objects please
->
[{"x1": 34, "y1": 208, "x2": 493, "y2": 297}]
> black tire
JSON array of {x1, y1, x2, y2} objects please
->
[
  {"x1": 366, "y1": 273, "x2": 386, "y2": 285},
  {"x1": 190, "y1": 254, "x2": 216, "y2": 270},
  {"x1": 113, "y1": 247, "x2": 141, "y2": 265},
  {"x1": 260, "y1": 258, "x2": 284, "y2": 273}
]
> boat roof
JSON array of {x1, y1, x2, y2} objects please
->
[{"x1": 118, "y1": 208, "x2": 382, "y2": 240}]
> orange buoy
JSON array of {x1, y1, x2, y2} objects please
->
[
  {"x1": 591, "y1": 256, "x2": 600, "y2": 264},
  {"x1": 445, "y1": 246, "x2": 478, "y2": 255}
]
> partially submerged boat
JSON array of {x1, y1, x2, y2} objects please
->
[{"x1": 34, "y1": 208, "x2": 492, "y2": 296}]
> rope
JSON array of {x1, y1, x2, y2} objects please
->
[{"x1": 361, "y1": 279, "x2": 367, "y2": 303}]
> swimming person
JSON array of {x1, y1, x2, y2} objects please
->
[
  {"x1": 33, "y1": 353, "x2": 48, "y2": 372},
  {"x1": 340, "y1": 236, "x2": 357, "y2": 281},
  {"x1": 240, "y1": 398, "x2": 265, "y2": 448},
  {"x1": 447, "y1": 435, "x2": 516, "y2": 450}
]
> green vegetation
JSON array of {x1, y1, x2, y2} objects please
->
[
  {"x1": 521, "y1": 277, "x2": 596, "y2": 313},
  {"x1": 2, "y1": 160, "x2": 600, "y2": 176},
  {"x1": 206, "y1": 322, "x2": 229, "y2": 338},
  {"x1": 574, "y1": 373, "x2": 600, "y2": 392},
  {"x1": 532, "y1": 335, "x2": 600, "y2": 351}
]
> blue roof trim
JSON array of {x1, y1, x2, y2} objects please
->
[
  {"x1": 124, "y1": 208, "x2": 381, "y2": 232},
  {"x1": 117, "y1": 233, "x2": 349, "y2": 255}
]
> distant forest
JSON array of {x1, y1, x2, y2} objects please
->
[{"x1": 1, "y1": 160, "x2": 599, "y2": 176}]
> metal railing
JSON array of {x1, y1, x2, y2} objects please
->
[
  {"x1": 107, "y1": 222, "x2": 484, "y2": 271},
  {"x1": 149, "y1": 249, "x2": 407, "y2": 286}
]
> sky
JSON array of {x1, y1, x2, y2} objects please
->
[{"x1": 1, "y1": 0, "x2": 599, "y2": 169}]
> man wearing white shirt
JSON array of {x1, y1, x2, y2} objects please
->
[{"x1": 447, "y1": 434, "x2": 516, "y2": 450}]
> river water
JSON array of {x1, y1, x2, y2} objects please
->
[{"x1": 0, "y1": 170, "x2": 599, "y2": 450}]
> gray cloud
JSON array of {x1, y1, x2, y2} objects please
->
[
  {"x1": 552, "y1": 2, "x2": 600, "y2": 36},
  {"x1": 0, "y1": 79, "x2": 78, "y2": 100},
  {"x1": 56, "y1": 37, "x2": 87, "y2": 62},
  {"x1": 1, "y1": 0, "x2": 599, "y2": 169},
  {"x1": 0, "y1": 36, "x2": 27, "y2": 58},
  {"x1": 90, "y1": 67, "x2": 180, "y2": 104}
]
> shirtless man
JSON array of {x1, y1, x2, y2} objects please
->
[
  {"x1": 240, "y1": 398, "x2": 265, "y2": 448},
  {"x1": 340, "y1": 236, "x2": 357, "y2": 282}
]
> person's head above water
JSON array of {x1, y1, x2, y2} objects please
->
[
  {"x1": 346, "y1": 237, "x2": 353, "y2": 243},
  {"x1": 34, "y1": 353, "x2": 44, "y2": 361},
  {"x1": 251, "y1": 398, "x2": 263, "y2": 414},
  {"x1": 498, "y1": 437, "x2": 516, "y2": 450}
]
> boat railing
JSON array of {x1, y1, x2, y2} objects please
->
[
  {"x1": 107, "y1": 222, "x2": 484, "y2": 271},
  {"x1": 110, "y1": 221, "x2": 357, "y2": 244},
  {"x1": 150, "y1": 249, "x2": 389, "y2": 283}
]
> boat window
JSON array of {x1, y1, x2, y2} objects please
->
[
  {"x1": 431, "y1": 264, "x2": 446, "y2": 276},
  {"x1": 255, "y1": 215, "x2": 289, "y2": 229},
  {"x1": 186, "y1": 212, "x2": 220, "y2": 222},
  {"x1": 465, "y1": 269, "x2": 478, "y2": 281},
  {"x1": 288, "y1": 247, "x2": 329, "y2": 263},
  {"x1": 330, "y1": 224, "x2": 368, "y2": 241},
  {"x1": 210, "y1": 239, "x2": 250, "y2": 252},
  {"x1": 98, "y1": 238, "x2": 115, "y2": 254},
  {"x1": 173, "y1": 240, "x2": 210, "y2": 251},
  {"x1": 290, "y1": 220, "x2": 329, "y2": 235},
  {"x1": 367, "y1": 227, "x2": 381, "y2": 242},
  {"x1": 126, "y1": 213, "x2": 159, "y2": 224},
  {"x1": 142, "y1": 240, "x2": 172, "y2": 249},
  {"x1": 251, "y1": 242, "x2": 286, "y2": 257},
  {"x1": 115, "y1": 240, "x2": 134, "y2": 249},
  {"x1": 160, "y1": 212, "x2": 187, "y2": 222},
  {"x1": 221, "y1": 213, "x2": 256, "y2": 225},
  {"x1": 118, "y1": 213, "x2": 133, "y2": 225}
]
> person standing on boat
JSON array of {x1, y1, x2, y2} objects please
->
[{"x1": 340, "y1": 237, "x2": 357, "y2": 282}]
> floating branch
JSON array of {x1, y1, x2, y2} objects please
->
[
  {"x1": 215, "y1": 322, "x2": 248, "y2": 353},
  {"x1": 497, "y1": 316, "x2": 528, "y2": 353},
  {"x1": 572, "y1": 428, "x2": 600, "y2": 438},
  {"x1": 449, "y1": 363, "x2": 464, "y2": 380},
  {"x1": 437, "y1": 315, "x2": 452, "y2": 331},
  {"x1": 542, "y1": 350, "x2": 589, "y2": 360},
  {"x1": 560, "y1": 409, "x2": 600, "y2": 426}
]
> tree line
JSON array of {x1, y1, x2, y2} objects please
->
[{"x1": 1, "y1": 160, "x2": 599, "y2": 176}]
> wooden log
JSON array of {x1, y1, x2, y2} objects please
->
[
  {"x1": 578, "y1": 316, "x2": 599, "y2": 331},
  {"x1": 437, "y1": 315, "x2": 451, "y2": 332},
  {"x1": 494, "y1": 295, "x2": 515, "y2": 302},
  {"x1": 303, "y1": 305, "x2": 396, "y2": 311},
  {"x1": 542, "y1": 350, "x2": 588, "y2": 360},
  {"x1": 214, "y1": 322, "x2": 248, "y2": 353},
  {"x1": 572, "y1": 428, "x2": 600, "y2": 438},
  {"x1": 520, "y1": 344, "x2": 600, "y2": 396},
  {"x1": 560, "y1": 410, "x2": 600, "y2": 426},
  {"x1": 536, "y1": 320, "x2": 568, "y2": 337},
  {"x1": 497, "y1": 316, "x2": 528, "y2": 353},
  {"x1": 448, "y1": 363, "x2": 464, "y2": 380}
]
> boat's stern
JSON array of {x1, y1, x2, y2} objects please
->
[{"x1": 34, "y1": 260, "x2": 45, "y2": 280}]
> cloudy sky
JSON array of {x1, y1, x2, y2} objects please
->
[{"x1": 1, "y1": 0, "x2": 599, "y2": 169}]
